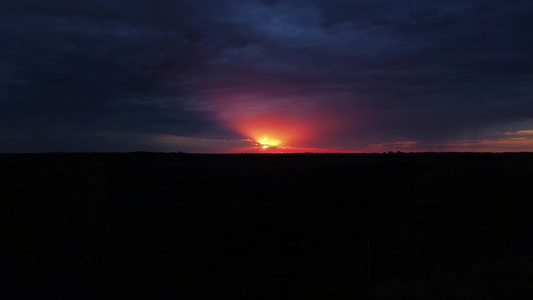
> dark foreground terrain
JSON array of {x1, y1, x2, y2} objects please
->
[{"x1": 1, "y1": 152, "x2": 533, "y2": 299}]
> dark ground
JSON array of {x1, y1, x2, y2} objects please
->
[{"x1": 1, "y1": 152, "x2": 533, "y2": 299}]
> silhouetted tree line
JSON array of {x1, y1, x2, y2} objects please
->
[{"x1": 1, "y1": 153, "x2": 532, "y2": 299}]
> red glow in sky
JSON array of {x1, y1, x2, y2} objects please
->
[
  {"x1": 228, "y1": 113, "x2": 314, "y2": 151},
  {"x1": 211, "y1": 91, "x2": 349, "y2": 152}
]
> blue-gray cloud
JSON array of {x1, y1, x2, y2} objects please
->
[{"x1": 1, "y1": 0, "x2": 532, "y2": 152}]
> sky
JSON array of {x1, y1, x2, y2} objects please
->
[{"x1": 2, "y1": 0, "x2": 533, "y2": 153}]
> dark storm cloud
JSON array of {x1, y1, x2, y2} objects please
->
[
  {"x1": 1, "y1": 0, "x2": 532, "y2": 152},
  {"x1": 0, "y1": 0, "x2": 229, "y2": 151}
]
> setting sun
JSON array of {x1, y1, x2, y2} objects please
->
[{"x1": 256, "y1": 135, "x2": 283, "y2": 150}]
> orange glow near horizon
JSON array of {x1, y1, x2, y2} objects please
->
[
  {"x1": 228, "y1": 114, "x2": 318, "y2": 152},
  {"x1": 203, "y1": 86, "x2": 364, "y2": 152},
  {"x1": 256, "y1": 135, "x2": 279, "y2": 146},
  {"x1": 211, "y1": 94, "x2": 332, "y2": 152},
  {"x1": 255, "y1": 135, "x2": 284, "y2": 150}
]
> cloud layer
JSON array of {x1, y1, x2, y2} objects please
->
[{"x1": 2, "y1": 0, "x2": 533, "y2": 152}]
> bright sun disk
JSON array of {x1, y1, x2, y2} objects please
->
[{"x1": 256, "y1": 135, "x2": 282, "y2": 149}]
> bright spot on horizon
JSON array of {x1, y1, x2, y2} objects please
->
[{"x1": 256, "y1": 135, "x2": 283, "y2": 150}]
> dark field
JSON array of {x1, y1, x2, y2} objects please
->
[{"x1": 1, "y1": 152, "x2": 533, "y2": 299}]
